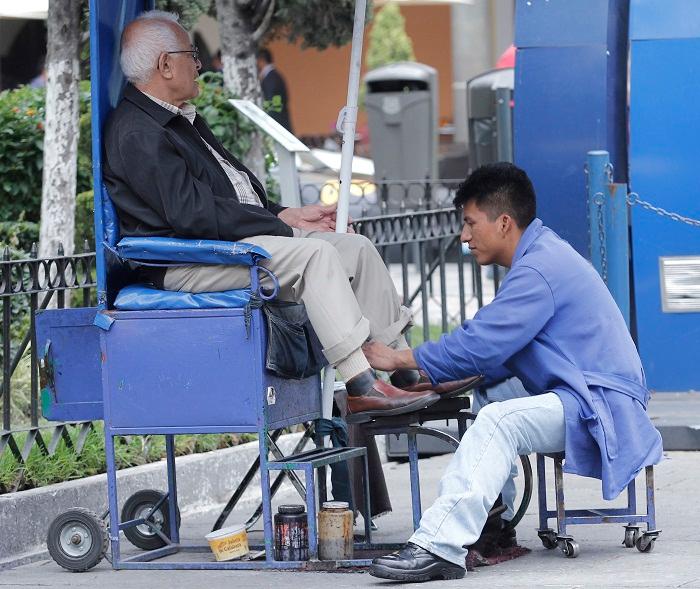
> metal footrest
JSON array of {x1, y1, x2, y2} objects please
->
[
  {"x1": 267, "y1": 446, "x2": 367, "y2": 470},
  {"x1": 359, "y1": 396, "x2": 473, "y2": 430}
]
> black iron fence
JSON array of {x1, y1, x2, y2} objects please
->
[
  {"x1": 0, "y1": 194, "x2": 491, "y2": 485},
  {"x1": 0, "y1": 242, "x2": 96, "y2": 475}
]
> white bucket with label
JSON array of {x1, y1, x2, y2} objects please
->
[{"x1": 205, "y1": 524, "x2": 249, "y2": 561}]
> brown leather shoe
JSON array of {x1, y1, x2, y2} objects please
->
[
  {"x1": 400, "y1": 374, "x2": 483, "y2": 398},
  {"x1": 345, "y1": 370, "x2": 439, "y2": 422}
]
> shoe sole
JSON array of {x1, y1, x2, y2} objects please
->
[
  {"x1": 437, "y1": 383, "x2": 476, "y2": 400},
  {"x1": 369, "y1": 562, "x2": 466, "y2": 582},
  {"x1": 345, "y1": 393, "x2": 440, "y2": 424}
]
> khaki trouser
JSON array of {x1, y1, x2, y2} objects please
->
[{"x1": 163, "y1": 230, "x2": 412, "y2": 366}]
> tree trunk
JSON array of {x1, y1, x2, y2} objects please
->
[
  {"x1": 215, "y1": 0, "x2": 266, "y2": 182},
  {"x1": 39, "y1": 0, "x2": 81, "y2": 262}
]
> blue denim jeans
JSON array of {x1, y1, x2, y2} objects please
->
[
  {"x1": 472, "y1": 377, "x2": 531, "y2": 521},
  {"x1": 409, "y1": 391, "x2": 566, "y2": 567}
]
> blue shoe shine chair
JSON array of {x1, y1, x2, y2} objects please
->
[{"x1": 37, "y1": 0, "x2": 373, "y2": 571}]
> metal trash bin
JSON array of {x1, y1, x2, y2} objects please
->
[
  {"x1": 467, "y1": 67, "x2": 514, "y2": 168},
  {"x1": 365, "y1": 62, "x2": 439, "y2": 212}
]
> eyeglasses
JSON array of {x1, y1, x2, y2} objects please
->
[{"x1": 165, "y1": 46, "x2": 200, "y2": 63}]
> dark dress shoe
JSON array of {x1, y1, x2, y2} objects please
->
[
  {"x1": 389, "y1": 368, "x2": 423, "y2": 388},
  {"x1": 345, "y1": 370, "x2": 439, "y2": 421},
  {"x1": 370, "y1": 543, "x2": 466, "y2": 582}
]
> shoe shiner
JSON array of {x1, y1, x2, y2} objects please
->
[{"x1": 363, "y1": 163, "x2": 663, "y2": 582}]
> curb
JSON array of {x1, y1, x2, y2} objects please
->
[{"x1": 0, "y1": 432, "x2": 306, "y2": 570}]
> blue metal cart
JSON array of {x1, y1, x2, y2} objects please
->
[{"x1": 38, "y1": 0, "x2": 382, "y2": 572}]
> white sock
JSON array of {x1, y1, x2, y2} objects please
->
[{"x1": 336, "y1": 348, "x2": 371, "y2": 382}]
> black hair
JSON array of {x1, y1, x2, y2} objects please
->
[
  {"x1": 257, "y1": 47, "x2": 273, "y2": 63},
  {"x1": 453, "y1": 162, "x2": 536, "y2": 228}
]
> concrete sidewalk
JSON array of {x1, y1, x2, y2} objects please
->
[
  {"x1": 648, "y1": 393, "x2": 700, "y2": 450},
  {"x1": 2, "y1": 449, "x2": 698, "y2": 588}
]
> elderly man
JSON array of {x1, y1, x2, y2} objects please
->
[
  {"x1": 103, "y1": 10, "x2": 448, "y2": 419},
  {"x1": 365, "y1": 163, "x2": 663, "y2": 582}
]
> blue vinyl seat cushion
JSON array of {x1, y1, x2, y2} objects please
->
[
  {"x1": 114, "y1": 236, "x2": 271, "y2": 266},
  {"x1": 114, "y1": 284, "x2": 252, "y2": 311}
]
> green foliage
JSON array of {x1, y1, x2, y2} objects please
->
[
  {"x1": 366, "y1": 2, "x2": 415, "y2": 71},
  {"x1": 74, "y1": 189, "x2": 95, "y2": 245},
  {"x1": 0, "y1": 82, "x2": 92, "y2": 247},
  {"x1": 271, "y1": 0, "x2": 373, "y2": 50},
  {"x1": 0, "y1": 221, "x2": 39, "y2": 255},
  {"x1": 7, "y1": 350, "x2": 33, "y2": 428},
  {"x1": 0, "y1": 85, "x2": 46, "y2": 224},
  {"x1": 77, "y1": 81, "x2": 93, "y2": 195},
  {"x1": 192, "y1": 71, "x2": 256, "y2": 159},
  {"x1": 157, "y1": 0, "x2": 212, "y2": 29}
]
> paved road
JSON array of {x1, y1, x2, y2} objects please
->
[{"x1": 2, "y1": 450, "x2": 698, "y2": 588}]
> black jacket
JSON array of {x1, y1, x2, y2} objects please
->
[{"x1": 103, "y1": 84, "x2": 292, "y2": 242}]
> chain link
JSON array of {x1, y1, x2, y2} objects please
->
[
  {"x1": 627, "y1": 192, "x2": 700, "y2": 228},
  {"x1": 593, "y1": 192, "x2": 608, "y2": 284}
]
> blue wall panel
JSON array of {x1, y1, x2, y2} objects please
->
[
  {"x1": 516, "y1": 0, "x2": 611, "y2": 47},
  {"x1": 514, "y1": 0, "x2": 628, "y2": 258},
  {"x1": 630, "y1": 0, "x2": 700, "y2": 40},
  {"x1": 514, "y1": 46, "x2": 609, "y2": 255},
  {"x1": 628, "y1": 36, "x2": 700, "y2": 391}
]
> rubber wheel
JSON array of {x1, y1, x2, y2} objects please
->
[
  {"x1": 623, "y1": 528, "x2": 638, "y2": 548},
  {"x1": 47, "y1": 508, "x2": 108, "y2": 572},
  {"x1": 539, "y1": 532, "x2": 558, "y2": 550},
  {"x1": 561, "y1": 539, "x2": 580, "y2": 558},
  {"x1": 120, "y1": 489, "x2": 180, "y2": 551},
  {"x1": 636, "y1": 535, "x2": 655, "y2": 553}
]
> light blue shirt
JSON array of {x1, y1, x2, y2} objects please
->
[{"x1": 415, "y1": 218, "x2": 663, "y2": 499}]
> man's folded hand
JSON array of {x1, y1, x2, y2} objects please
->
[{"x1": 278, "y1": 203, "x2": 354, "y2": 233}]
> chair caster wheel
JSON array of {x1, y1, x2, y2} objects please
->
[
  {"x1": 623, "y1": 525, "x2": 641, "y2": 548},
  {"x1": 636, "y1": 530, "x2": 660, "y2": 553},
  {"x1": 556, "y1": 535, "x2": 580, "y2": 558},
  {"x1": 538, "y1": 528, "x2": 558, "y2": 550}
]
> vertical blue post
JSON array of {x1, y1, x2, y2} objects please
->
[
  {"x1": 536, "y1": 453, "x2": 549, "y2": 531},
  {"x1": 554, "y1": 457, "x2": 566, "y2": 536},
  {"x1": 165, "y1": 434, "x2": 180, "y2": 544},
  {"x1": 586, "y1": 150, "x2": 609, "y2": 276},
  {"x1": 586, "y1": 150, "x2": 631, "y2": 328},
  {"x1": 104, "y1": 431, "x2": 121, "y2": 568},
  {"x1": 407, "y1": 432, "x2": 422, "y2": 532},
  {"x1": 258, "y1": 434, "x2": 275, "y2": 561},
  {"x1": 604, "y1": 181, "x2": 631, "y2": 328},
  {"x1": 645, "y1": 466, "x2": 656, "y2": 531},
  {"x1": 305, "y1": 466, "x2": 318, "y2": 560}
]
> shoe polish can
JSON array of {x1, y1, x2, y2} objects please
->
[
  {"x1": 274, "y1": 504, "x2": 309, "y2": 561},
  {"x1": 318, "y1": 501, "x2": 353, "y2": 560}
]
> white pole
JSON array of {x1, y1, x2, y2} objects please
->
[
  {"x1": 335, "y1": 0, "x2": 367, "y2": 235},
  {"x1": 322, "y1": 0, "x2": 368, "y2": 421}
]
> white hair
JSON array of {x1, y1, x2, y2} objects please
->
[{"x1": 120, "y1": 10, "x2": 183, "y2": 85}]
